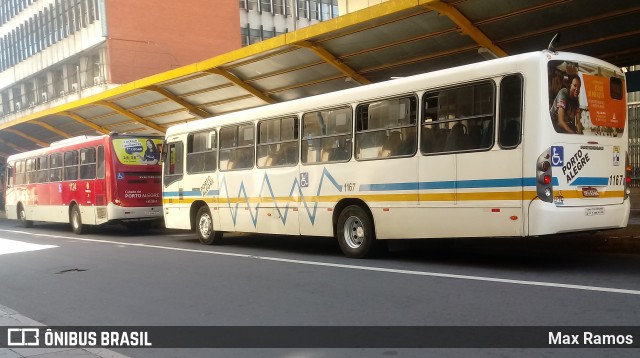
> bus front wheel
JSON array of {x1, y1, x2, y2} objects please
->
[
  {"x1": 336, "y1": 205, "x2": 376, "y2": 259},
  {"x1": 196, "y1": 206, "x2": 222, "y2": 245},
  {"x1": 70, "y1": 205, "x2": 86, "y2": 235},
  {"x1": 18, "y1": 204, "x2": 33, "y2": 228}
]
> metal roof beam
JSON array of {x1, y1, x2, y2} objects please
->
[
  {"x1": 204, "y1": 69, "x2": 276, "y2": 104},
  {"x1": 424, "y1": 0, "x2": 508, "y2": 58},
  {"x1": 295, "y1": 41, "x2": 371, "y2": 85},
  {"x1": 31, "y1": 120, "x2": 72, "y2": 139},
  {"x1": 95, "y1": 101, "x2": 166, "y2": 134},
  {"x1": 60, "y1": 111, "x2": 111, "y2": 135},
  {"x1": 4, "y1": 129, "x2": 49, "y2": 148},
  {"x1": 145, "y1": 85, "x2": 212, "y2": 119},
  {"x1": 0, "y1": 138, "x2": 31, "y2": 153}
]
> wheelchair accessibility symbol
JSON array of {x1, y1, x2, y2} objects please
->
[{"x1": 551, "y1": 146, "x2": 564, "y2": 167}]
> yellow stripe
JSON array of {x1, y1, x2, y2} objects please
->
[
  {"x1": 162, "y1": 190, "x2": 624, "y2": 206},
  {"x1": 555, "y1": 190, "x2": 625, "y2": 199}
]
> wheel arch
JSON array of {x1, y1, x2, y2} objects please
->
[
  {"x1": 190, "y1": 200, "x2": 209, "y2": 231},
  {"x1": 68, "y1": 200, "x2": 80, "y2": 216},
  {"x1": 332, "y1": 198, "x2": 375, "y2": 237}
]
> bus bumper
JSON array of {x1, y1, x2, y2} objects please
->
[
  {"x1": 106, "y1": 203, "x2": 163, "y2": 222},
  {"x1": 527, "y1": 199, "x2": 630, "y2": 236}
]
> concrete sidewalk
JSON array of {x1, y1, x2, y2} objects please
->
[{"x1": 0, "y1": 304, "x2": 128, "y2": 358}]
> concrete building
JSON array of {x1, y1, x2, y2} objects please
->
[
  {"x1": 0, "y1": 0, "x2": 340, "y2": 125},
  {"x1": 239, "y1": 0, "x2": 338, "y2": 46},
  {"x1": 0, "y1": 0, "x2": 240, "y2": 123}
]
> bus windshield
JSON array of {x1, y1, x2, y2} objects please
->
[
  {"x1": 112, "y1": 137, "x2": 163, "y2": 166},
  {"x1": 548, "y1": 60, "x2": 626, "y2": 136}
]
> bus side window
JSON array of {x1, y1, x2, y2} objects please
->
[
  {"x1": 356, "y1": 96, "x2": 416, "y2": 160},
  {"x1": 15, "y1": 160, "x2": 25, "y2": 185},
  {"x1": 97, "y1": 146, "x2": 105, "y2": 179},
  {"x1": 64, "y1": 150, "x2": 79, "y2": 181},
  {"x1": 6, "y1": 165, "x2": 13, "y2": 187},
  {"x1": 49, "y1": 153, "x2": 63, "y2": 182},
  {"x1": 37, "y1": 155, "x2": 49, "y2": 183},
  {"x1": 499, "y1": 74, "x2": 524, "y2": 148},
  {"x1": 79, "y1": 147, "x2": 97, "y2": 180},
  {"x1": 301, "y1": 106, "x2": 352, "y2": 164}
]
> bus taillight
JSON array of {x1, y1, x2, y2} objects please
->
[
  {"x1": 625, "y1": 154, "x2": 631, "y2": 199},
  {"x1": 536, "y1": 149, "x2": 553, "y2": 203}
]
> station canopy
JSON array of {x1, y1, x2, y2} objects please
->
[{"x1": 1, "y1": 0, "x2": 639, "y2": 157}]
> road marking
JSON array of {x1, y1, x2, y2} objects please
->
[
  {"x1": 0, "y1": 238, "x2": 58, "y2": 255},
  {"x1": 1, "y1": 228, "x2": 640, "y2": 296}
]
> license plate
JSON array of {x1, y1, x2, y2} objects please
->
[
  {"x1": 585, "y1": 207, "x2": 605, "y2": 216},
  {"x1": 582, "y1": 187, "x2": 600, "y2": 197}
]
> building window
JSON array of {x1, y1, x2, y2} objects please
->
[
  {"x1": 273, "y1": 0, "x2": 285, "y2": 15},
  {"x1": 247, "y1": 0, "x2": 258, "y2": 11},
  {"x1": 260, "y1": 0, "x2": 272, "y2": 13}
]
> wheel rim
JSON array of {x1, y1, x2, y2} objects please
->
[
  {"x1": 199, "y1": 213, "x2": 212, "y2": 238},
  {"x1": 72, "y1": 210, "x2": 80, "y2": 229},
  {"x1": 343, "y1": 216, "x2": 365, "y2": 249}
]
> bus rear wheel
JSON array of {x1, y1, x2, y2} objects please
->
[
  {"x1": 196, "y1": 206, "x2": 222, "y2": 245},
  {"x1": 70, "y1": 205, "x2": 86, "y2": 235},
  {"x1": 336, "y1": 205, "x2": 376, "y2": 259},
  {"x1": 18, "y1": 204, "x2": 33, "y2": 228}
]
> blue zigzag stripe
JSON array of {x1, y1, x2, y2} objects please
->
[{"x1": 219, "y1": 168, "x2": 342, "y2": 226}]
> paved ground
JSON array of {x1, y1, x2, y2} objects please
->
[{"x1": 1, "y1": 209, "x2": 639, "y2": 357}]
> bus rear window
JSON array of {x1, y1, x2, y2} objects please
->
[
  {"x1": 610, "y1": 77, "x2": 623, "y2": 100},
  {"x1": 112, "y1": 138, "x2": 163, "y2": 166}
]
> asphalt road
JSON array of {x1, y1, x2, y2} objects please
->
[{"x1": 1, "y1": 218, "x2": 639, "y2": 357}]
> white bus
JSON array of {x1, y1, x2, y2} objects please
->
[{"x1": 162, "y1": 50, "x2": 630, "y2": 258}]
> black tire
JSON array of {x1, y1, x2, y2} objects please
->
[
  {"x1": 196, "y1": 206, "x2": 222, "y2": 245},
  {"x1": 18, "y1": 204, "x2": 33, "y2": 228},
  {"x1": 336, "y1": 205, "x2": 377, "y2": 259},
  {"x1": 70, "y1": 205, "x2": 86, "y2": 235}
]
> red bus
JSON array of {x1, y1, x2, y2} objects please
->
[{"x1": 4, "y1": 134, "x2": 163, "y2": 233}]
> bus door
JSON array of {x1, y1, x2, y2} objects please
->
[
  {"x1": 162, "y1": 140, "x2": 189, "y2": 230},
  {"x1": 419, "y1": 78, "x2": 525, "y2": 237},
  {"x1": 217, "y1": 123, "x2": 257, "y2": 233},
  {"x1": 460, "y1": 76, "x2": 525, "y2": 237},
  {"x1": 418, "y1": 93, "x2": 462, "y2": 238},
  {"x1": 418, "y1": 123, "x2": 457, "y2": 237},
  {"x1": 255, "y1": 117, "x2": 300, "y2": 236}
]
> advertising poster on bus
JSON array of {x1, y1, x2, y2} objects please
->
[
  {"x1": 548, "y1": 60, "x2": 626, "y2": 136},
  {"x1": 112, "y1": 138, "x2": 163, "y2": 165}
]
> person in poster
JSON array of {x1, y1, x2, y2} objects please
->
[
  {"x1": 550, "y1": 72, "x2": 583, "y2": 134},
  {"x1": 136, "y1": 139, "x2": 160, "y2": 165}
]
